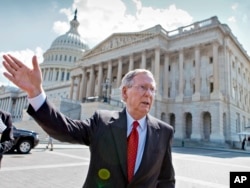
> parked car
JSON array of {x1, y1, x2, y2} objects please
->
[{"x1": 9, "y1": 126, "x2": 39, "y2": 154}]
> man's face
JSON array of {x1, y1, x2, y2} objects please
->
[{"x1": 122, "y1": 73, "x2": 155, "y2": 120}]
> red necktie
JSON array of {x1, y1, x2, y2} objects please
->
[{"x1": 127, "y1": 121, "x2": 139, "y2": 182}]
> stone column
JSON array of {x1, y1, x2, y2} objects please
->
[
  {"x1": 163, "y1": 53, "x2": 169, "y2": 100},
  {"x1": 107, "y1": 61, "x2": 112, "y2": 81},
  {"x1": 48, "y1": 68, "x2": 52, "y2": 81},
  {"x1": 16, "y1": 98, "x2": 21, "y2": 118},
  {"x1": 176, "y1": 49, "x2": 184, "y2": 102},
  {"x1": 235, "y1": 57, "x2": 239, "y2": 103},
  {"x1": 116, "y1": 58, "x2": 122, "y2": 88},
  {"x1": 76, "y1": 75, "x2": 81, "y2": 101},
  {"x1": 79, "y1": 68, "x2": 87, "y2": 101},
  {"x1": 70, "y1": 76, "x2": 75, "y2": 100},
  {"x1": 64, "y1": 70, "x2": 68, "y2": 81},
  {"x1": 225, "y1": 46, "x2": 233, "y2": 100},
  {"x1": 52, "y1": 68, "x2": 57, "y2": 81},
  {"x1": 87, "y1": 66, "x2": 95, "y2": 97},
  {"x1": 150, "y1": 57, "x2": 154, "y2": 74},
  {"x1": 2, "y1": 98, "x2": 6, "y2": 110},
  {"x1": 107, "y1": 61, "x2": 112, "y2": 96},
  {"x1": 107, "y1": 60, "x2": 113, "y2": 91},
  {"x1": 174, "y1": 111, "x2": 184, "y2": 138},
  {"x1": 59, "y1": 69, "x2": 62, "y2": 81},
  {"x1": 211, "y1": 42, "x2": 221, "y2": 99},
  {"x1": 154, "y1": 47, "x2": 161, "y2": 99},
  {"x1": 0, "y1": 99, "x2": 2, "y2": 109},
  {"x1": 7, "y1": 97, "x2": 12, "y2": 112},
  {"x1": 45, "y1": 68, "x2": 49, "y2": 82},
  {"x1": 19, "y1": 97, "x2": 24, "y2": 119},
  {"x1": 192, "y1": 46, "x2": 201, "y2": 101},
  {"x1": 210, "y1": 107, "x2": 224, "y2": 142},
  {"x1": 128, "y1": 54, "x2": 134, "y2": 71},
  {"x1": 97, "y1": 64, "x2": 103, "y2": 97},
  {"x1": 191, "y1": 108, "x2": 202, "y2": 140},
  {"x1": 141, "y1": 50, "x2": 146, "y2": 69}
]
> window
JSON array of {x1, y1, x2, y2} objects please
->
[
  {"x1": 210, "y1": 82, "x2": 214, "y2": 93},
  {"x1": 66, "y1": 72, "x2": 70, "y2": 80},
  {"x1": 56, "y1": 71, "x2": 59, "y2": 81},
  {"x1": 209, "y1": 57, "x2": 213, "y2": 64},
  {"x1": 61, "y1": 72, "x2": 65, "y2": 81}
]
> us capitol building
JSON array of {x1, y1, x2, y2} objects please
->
[{"x1": 1, "y1": 11, "x2": 250, "y2": 148}]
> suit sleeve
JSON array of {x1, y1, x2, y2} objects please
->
[
  {"x1": 0, "y1": 111, "x2": 14, "y2": 154},
  {"x1": 157, "y1": 127, "x2": 175, "y2": 188},
  {"x1": 27, "y1": 99, "x2": 98, "y2": 145}
]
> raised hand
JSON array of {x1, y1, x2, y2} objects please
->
[{"x1": 2, "y1": 54, "x2": 43, "y2": 98}]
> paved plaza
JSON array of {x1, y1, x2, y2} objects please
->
[{"x1": 1, "y1": 144, "x2": 250, "y2": 188}]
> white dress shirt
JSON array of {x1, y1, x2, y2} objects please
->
[{"x1": 126, "y1": 110, "x2": 147, "y2": 174}]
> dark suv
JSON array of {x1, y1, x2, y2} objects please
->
[{"x1": 10, "y1": 126, "x2": 39, "y2": 154}]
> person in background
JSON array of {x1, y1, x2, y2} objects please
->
[
  {"x1": 0, "y1": 109, "x2": 14, "y2": 168},
  {"x1": 241, "y1": 135, "x2": 250, "y2": 150},
  {"x1": 2, "y1": 54, "x2": 175, "y2": 187},
  {"x1": 46, "y1": 135, "x2": 53, "y2": 151}
]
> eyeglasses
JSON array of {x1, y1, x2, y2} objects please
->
[{"x1": 129, "y1": 85, "x2": 156, "y2": 95}]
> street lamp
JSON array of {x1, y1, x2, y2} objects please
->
[{"x1": 102, "y1": 78, "x2": 111, "y2": 103}]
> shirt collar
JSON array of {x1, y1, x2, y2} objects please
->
[{"x1": 126, "y1": 109, "x2": 147, "y2": 130}]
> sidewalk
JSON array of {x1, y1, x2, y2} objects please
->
[
  {"x1": 35, "y1": 143, "x2": 88, "y2": 149},
  {"x1": 36, "y1": 142, "x2": 250, "y2": 155},
  {"x1": 173, "y1": 145, "x2": 250, "y2": 154}
]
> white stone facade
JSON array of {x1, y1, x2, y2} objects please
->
[
  {"x1": 69, "y1": 16, "x2": 250, "y2": 146},
  {"x1": 0, "y1": 15, "x2": 249, "y2": 147}
]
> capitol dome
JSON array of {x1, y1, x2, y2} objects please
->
[
  {"x1": 50, "y1": 10, "x2": 89, "y2": 51},
  {"x1": 41, "y1": 9, "x2": 89, "y2": 87}
]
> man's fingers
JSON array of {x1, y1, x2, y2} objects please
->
[
  {"x1": 2, "y1": 55, "x2": 19, "y2": 71},
  {"x1": 3, "y1": 72, "x2": 16, "y2": 84},
  {"x1": 3, "y1": 54, "x2": 29, "y2": 72},
  {"x1": 2, "y1": 61, "x2": 16, "y2": 76},
  {"x1": 32, "y1": 55, "x2": 40, "y2": 72},
  {"x1": 7, "y1": 54, "x2": 26, "y2": 68}
]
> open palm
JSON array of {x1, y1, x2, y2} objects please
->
[{"x1": 2, "y1": 55, "x2": 43, "y2": 98}]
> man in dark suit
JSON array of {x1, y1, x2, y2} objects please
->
[
  {"x1": 241, "y1": 135, "x2": 250, "y2": 150},
  {"x1": 2, "y1": 54, "x2": 175, "y2": 187},
  {"x1": 0, "y1": 109, "x2": 14, "y2": 168}
]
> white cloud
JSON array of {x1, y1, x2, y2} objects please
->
[
  {"x1": 52, "y1": 0, "x2": 193, "y2": 48},
  {"x1": 231, "y1": 3, "x2": 238, "y2": 11},
  {"x1": 228, "y1": 16, "x2": 236, "y2": 23},
  {"x1": 53, "y1": 21, "x2": 70, "y2": 35},
  {"x1": 132, "y1": 0, "x2": 142, "y2": 11},
  {"x1": 0, "y1": 48, "x2": 44, "y2": 86}
]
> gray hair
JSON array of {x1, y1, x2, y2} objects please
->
[{"x1": 120, "y1": 69, "x2": 156, "y2": 89}]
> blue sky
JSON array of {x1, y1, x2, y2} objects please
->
[{"x1": 0, "y1": 0, "x2": 250, "y2": 85}]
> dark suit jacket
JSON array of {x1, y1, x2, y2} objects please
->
[
  {"x1": 27, "y1": 99, "x2": 175, "y2": 188},
  {"x1": 0, "y1": 110, "x2": 13, "y2": 159}
]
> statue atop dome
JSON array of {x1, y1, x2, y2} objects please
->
[{"x1": 74, "y1": 9, "x2": 77, "y2": 20}]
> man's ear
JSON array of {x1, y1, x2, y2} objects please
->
[{"x1": 122, "y1": 87, "x2": 127, "y2": 101}]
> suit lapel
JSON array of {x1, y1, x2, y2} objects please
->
[{"x1": 110, "y1": 109, "x2": 128, "y2": 178}]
